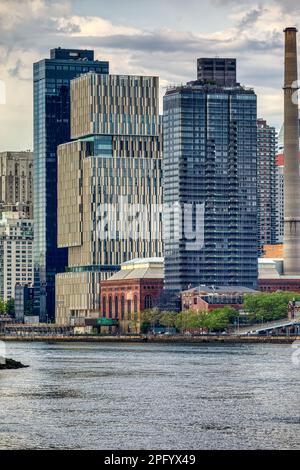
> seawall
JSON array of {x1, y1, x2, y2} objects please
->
[{"x1": 0, "y1": 334, "x2": 299, "y2": 344}]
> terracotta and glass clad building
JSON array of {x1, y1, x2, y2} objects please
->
[
  {"x1": 55, "y1": 73, "x2": 163, "y2": 325},
  {"x1": 163, "y1": 61, "x2": 258, "y2": 291},
  {"x1": 33, "y1": 48, "x2": 109, "y2": 322}
]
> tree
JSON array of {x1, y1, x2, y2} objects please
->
[
  {"x1": 205, "y1": 310, "x2": 230, "y2": 331},
  {"x1": 140, "y1": 308, "x2": 163, "y2": 332},
  {"x1": 140, "y1": 321, "x2": 151, "y2": 334},
  {"x1": 175, "y1": 311, "x2": 192, "y2": 331},
  {"x1": 216, "y1": 306, "x2": 239, "y2": 323},
  {"x1": 159, "y1": 311, "x2": 177, "y2": 328},
  {"x1": 0, "y1": 298, "x2": 5, "y2": 315},
  {"x1": 175, "y1": 307, "x2": 239, "y2": 333},
  {"x1": 175, "y1": 310, "x2": 209, "y2": 331},
  {"x1": 128, "y1": 320, "x2": 139, "y2": 334},
  {"x1": 140, "y1": 308, "x2": 162, "y2": 326},
  {"x1": 243, "y1": 292, "x2": 300, "y2": 322},
  {"x1": 5, "y1": 298, "x2": 15, "y2": 317}
]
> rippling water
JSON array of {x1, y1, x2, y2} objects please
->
[{"x1": 0, "y1": 341, "x2": 299, "y2": 450}]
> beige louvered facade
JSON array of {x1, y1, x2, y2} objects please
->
[
  {"x1": 56, "y1": 73, "x2": 163, "y2": 325},
  {"x1": 56, "y1": 271, "x2": 102, "y2": 325},
  {"x1": 71, "y1": 73, "x2": 159, "y2": 140}
]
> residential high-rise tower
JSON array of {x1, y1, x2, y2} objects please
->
[
  {"x1": 257, "y1": 118, "x2": 277, "y2": 251},
  {"x1": 163, "y1": 61, "x2": 258, "y2": 291},
  {"x1": 0, "y1": 212, "x2": 33, "y2": 301}
]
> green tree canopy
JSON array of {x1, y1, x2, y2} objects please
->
[
  {"x1": 0, "y1": 298, "x2": 15, "y2": 316},
  {"x1": 175, "y1": 307, "x2": 239, "y2": 332},
  {"x1": 243, "y1": 292, "x2": 300, "y2": 322},
  {"x1": 140, "y1": 308, "x2": 162, "y2": 326},
  {"x1": 5, "y1": 298, "x2": 15, "y2": 316},
  {"x1": 159, "y1": 311, "x2": 177, "y2": 328},
  {"x1": 0, "y1": 298, "x2": 6, "y2": 315}
]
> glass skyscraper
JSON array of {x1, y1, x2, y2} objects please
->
[
  {"x1": 163, "y1": 64, "x2": 258, "y2": 291},
  {"x1": 33, "y1": 48, "x2": 109, "y2": 322}
]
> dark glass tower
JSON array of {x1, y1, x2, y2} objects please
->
[
  {"x1": 197, "y1": 58, "x2": 237, "y2": 86},
  {"x1": 163, "y1": 67, "x2": 258, "y2": 291},
  {"x1": 33, "y1": 48, "x2": 109, "y2": 322}
]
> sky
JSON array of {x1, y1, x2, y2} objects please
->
[{"x1": 0, "y1": 0, "x2": 300, "y2": 151}]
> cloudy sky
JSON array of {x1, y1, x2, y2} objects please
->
[{"x1": 0, "y1": 0, "x2": 299, "y2": 151}]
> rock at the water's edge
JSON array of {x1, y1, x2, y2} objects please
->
[{"x1": 0, "y1": 358, "x2": 29, "y2": 370}]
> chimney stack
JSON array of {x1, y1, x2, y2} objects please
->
[{"x1": 283, "y1": 27, "x2": 300, "y2": 275}]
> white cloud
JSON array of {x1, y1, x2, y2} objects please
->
[
  {"x1": 65, "y1": 15, "x2": 140, "y2": 37},
  {"x1": 0, "y1": 0, "x2": 300, "y2": 149}
]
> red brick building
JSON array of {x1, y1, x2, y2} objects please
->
[
  {"x1": 181, "y1": 285, "x2": 258, "y2": 312},
  {"x1": 258, "y1": 278, "x2": 300, "y2": 292},
  {"x1": 100, "y1": 258, "x2": 164, "y2": 333},
  {"x1": 258, "y1": 258, "x2": 300, "y2": 293}
]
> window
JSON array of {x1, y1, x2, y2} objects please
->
[
  {"x1": 134, "y1": 295, "x2": 138, "y2": 313},
  {"x1": 115, "y1": 296, "x2": 119, "y2": 319},
  {"x1": 102, "y1": 296, "x2": 106, "y2": 318},
  {"x1": 145, "y1": 295, "x2": 153, "y2": 309},
  {"x1": 121, "y1": 295, "x2": 125, "y2": 320},
  {"x1": 108, "y1": 296, "x2": 112, "y2": 319}
]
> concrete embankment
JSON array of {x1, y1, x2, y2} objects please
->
[{"x1": 0, "y1": 334, "x2": 299, "y2": 344}]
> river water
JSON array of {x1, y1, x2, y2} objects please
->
[{"x1": 0, "y1": 341, "x2": 299, "y2": 450}]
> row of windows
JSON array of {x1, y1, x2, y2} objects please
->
[{"x1": 101, "y1": 294, "x2": 153, "y2": 318}]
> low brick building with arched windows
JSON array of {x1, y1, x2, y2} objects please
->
[{"x1": 100, "y1": 258, "x2": 164, "y2": 333}]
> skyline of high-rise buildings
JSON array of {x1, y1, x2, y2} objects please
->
[
  {"x1": 1, "y1": 13, "x2": 299, "y2": 454},
  {"x1": 1, "y1": 43, "x2": 298, "y2": 323}
]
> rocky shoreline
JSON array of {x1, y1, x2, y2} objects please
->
[{"x1": 0, "y1": 358, "x2": 29, "y2": 370}]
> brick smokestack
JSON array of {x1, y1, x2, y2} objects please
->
[{"x1": 283, "y1": 27, "x2": 300, "y2": 275}]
